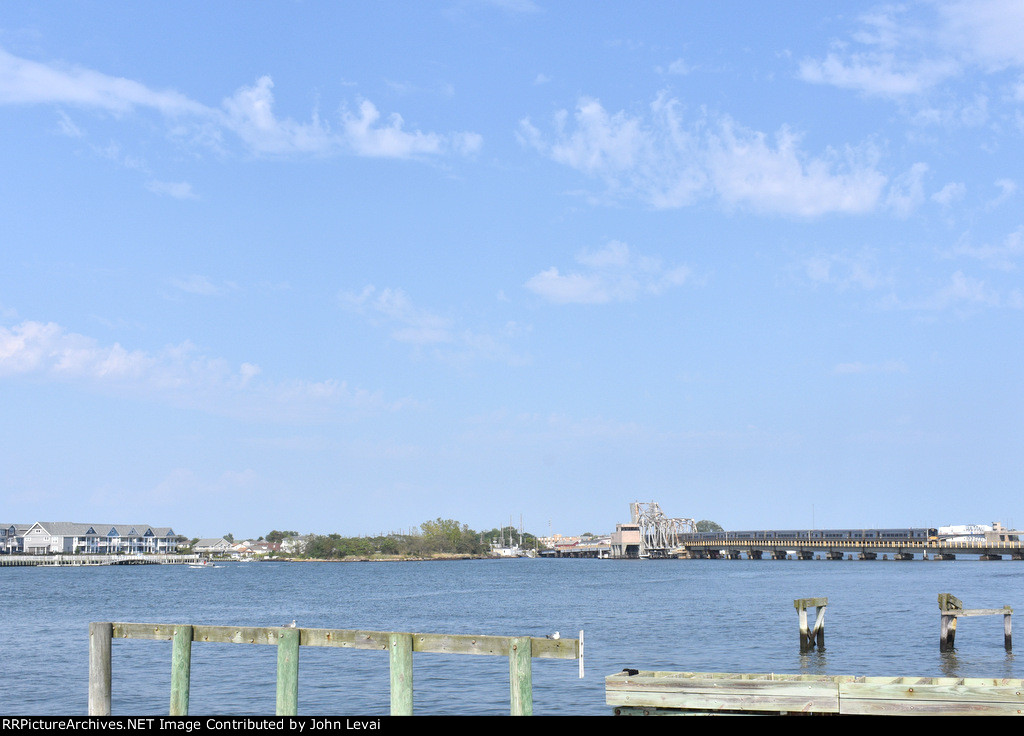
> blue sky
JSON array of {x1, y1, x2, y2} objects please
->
[{"x1": 2, "y1": 1, "x2": 1023, "y2": 539}]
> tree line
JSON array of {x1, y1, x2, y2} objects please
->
[{"x1": 297, "y1": 518, "x2": 542, "y2": 559}]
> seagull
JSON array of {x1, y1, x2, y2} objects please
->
[
  {"x1": 288, "y1": 620, "x2": 297, "y2": 628},
  {"x1": 546, "y1": 631, "x2": 560, "y2": 640}
]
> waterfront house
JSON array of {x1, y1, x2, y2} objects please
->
[
  {"x1": 194, "y1": 538, "x2": 234, "y2": 556},
  {"x1": 16, "y1": 522, "x2": 181, "y2": 555}
]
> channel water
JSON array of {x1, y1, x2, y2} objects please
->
[{"x1": 3, "y1": 557, "x2": 1022, "y2": 715}]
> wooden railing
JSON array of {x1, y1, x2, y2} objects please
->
[{"x1": 88, "y1": 622, "x2": 583, "y2": 716}]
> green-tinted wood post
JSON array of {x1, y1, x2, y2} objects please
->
[
  {"x1": 169, "y1": 625, "x2": 193, "y2": 716},
  {"x1": 276, "y1": 627, "x2": 300, "y2": 716},
  {"x1": 939, "y1": 593, "x2": 961, "y2": 652},
  {"x1": 508, "y1": 636, "x2": 533, "y2": 716},
  {"x1": 88, "y1": 622, "x2": 112, "y2": 716},
  {"x1": 389, "y1": 633, "x2": 414, "y2": 715}
]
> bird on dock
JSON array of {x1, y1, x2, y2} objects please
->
[
  {"x1": 288, "y1": 620, "x2": 297, "y2": 628},
  {"x1": 546, "y1": 631, "x2": 560, "y2": 640}
]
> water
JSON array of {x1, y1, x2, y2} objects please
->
[{"x1": 2, "y1": 558, "x2": 1022, "y2": 715}]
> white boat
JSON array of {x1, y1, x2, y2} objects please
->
[{"x1": 189, "y1": 559, "x2": 216, "y2": 568}]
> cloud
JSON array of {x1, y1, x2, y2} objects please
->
[
  {"x1": 340, "y1": 286, "x2": 527, "y2": 365},
  {"x1": 802, "y1": 249, "x2": 889, "y2": 292},
  {"x1": 146, "y1": 180, "x2": 197, "y2": 200},
  {"x1": 895, "y1": 270, "x2": 1024, "y2": 312},
  {"x1": 525, "y1": 241, "x2": 690, "y2": 304},
  {"x1": 0, "y1": 46, "x2": 207, "y2": 115},
  {"x1": 0, "y1": 46, "x2": 481, "y2": 161},
  {"x1": 798, "y1": 52, "x2": 959, "y2": 98},
  {"x1": 799, "y1": 2, "x2": 1024, "y2": 116},
  {"x1": 948, "y1": 227, "x2": 1024, "y2": 271},
  {"x1": 932, "y1": 181, "x2": 966, "y2": 206},
  {"x1": 0, "y1": 319, "x2": 390, "y2": 420},
  {"x1": 520, "y1": 94, "x2": 889, "y2": 216}
]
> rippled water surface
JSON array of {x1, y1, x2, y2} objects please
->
[{"x1": 3, "y1": 558, "x2": 1022, "y2": 715}]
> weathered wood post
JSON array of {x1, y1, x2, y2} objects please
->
[
  {"x1": 169, "y1": 625, "x2": 193, "y2": 716},
  {"x1": 939, "y1": 593, "x2": 1012, "y2": 652},
  {"x1": 88, "y1": 622, "x2": 113, "y2": 716},
  {"x1": 389, "y1": 633, "x2": 414, "y2": 716},
  {"x1": 939, "y1": 593, "x2": 961, "y2": 652},
  {"x1": 794, "y1": 597, "x2": 827, "y2": 652},
  {"x1": 508, "y1": 636, "x2": 533, "y2": 716},
  {"x1": 1005, "y1": 607, "x2": 1013, "y2": 651},
  {"x1": 276, "y1": 627, "x2": 300, "y2": 715}
]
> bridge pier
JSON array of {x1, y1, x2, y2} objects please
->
[
  {"x1": 980, "y1": 553, "x2": 1004, "y2": 561},
  {"x1": 797, "y1": 550, "x2": 814, "y2": 561},
  {"x1": 771, "y1": 550, "x2": 788, "y2": 560},
  {"x1": 894, "y1": 552, "x2": 916, "y2": 561},
  {"x1": 858, "y1": 552, "x2": 877, "y2": 560}
]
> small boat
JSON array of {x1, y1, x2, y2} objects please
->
[{"x1": 189, "y1": 559, "x2": 216, "y2": 568}]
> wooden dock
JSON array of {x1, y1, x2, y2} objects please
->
[
  {"x1": 606, "y1": 670, "x2": 1024, "y2": 715},
  {"x1": 89, "y1": 622, "x2": 583, "y2": 716}
]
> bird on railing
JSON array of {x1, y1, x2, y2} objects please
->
[
  {"x1": 288, "y1": 620, "x2": 297, "y2": 628},
  {"x1": 546, "y1": 631, "x2": 560, "y2": 640}
]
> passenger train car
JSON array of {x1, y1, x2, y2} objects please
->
[{"x1": 678, "y1": 528, "x2": 938, "y2": 544}]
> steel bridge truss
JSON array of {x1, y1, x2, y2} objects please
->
[{"x1": 631, "y1": 501, "x2": 697, "y2": 558}]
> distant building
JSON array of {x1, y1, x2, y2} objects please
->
[
  {"x1": 610, "y1": 522, "x2": 642, "y2": 558},
  {"x1": 280, "y1": 535, "x2": 311, "y2": 555},
  {"x1": 12, "y1": 522, "x2": 180, "y2": 555},
  {"x1": 939, "y1": 522, "x2": 1022, "y2": 544},
  {"x1": 194, "y1": 538, "x2": 234, "y2": 555}
]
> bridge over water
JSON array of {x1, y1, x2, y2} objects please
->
[{"x1": 681, "y1": 536, "x2": 1024, "y2": 561}]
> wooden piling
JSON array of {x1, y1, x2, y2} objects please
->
[
  {"x1": 276, "y1": 627, "x2": 300, "y2": 715},
  {"x1": 939, "y1": 593, "x2": 1012, "y2": 652},
  {"x1": 508, "y1": 636, "x2": 533, "y2": 716},
  {"x1": 169, "y1": 625, "x2": 193, "y2": 715},
  {"x1": 88, "y1": 622, "x2": 112, "y2": 716},
  {"x1": 795, "y1": 597, "x2": 827, "y2": 652},
  {"x1": 388, "y1": 633, "x2": 414, "y2": 716}
]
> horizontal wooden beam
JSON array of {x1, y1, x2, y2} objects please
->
[{"x1": 108, "y1": 623, "x2": 580, "y2": 660}]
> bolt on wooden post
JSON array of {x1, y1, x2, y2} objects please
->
[{"x1": 794, "y1": 597, "x2": 827, "y2": 652}]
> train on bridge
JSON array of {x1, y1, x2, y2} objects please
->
[{"x1": 678, "y1": 527, "x2": 939, "y2": 544}]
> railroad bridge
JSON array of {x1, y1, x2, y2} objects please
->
[
  {"x1": 684, "y1": 536, "x2": 1024, "y2": 561},
  {"x1": 610, "y1": 502, "x2": 1024, "y2": 561}
]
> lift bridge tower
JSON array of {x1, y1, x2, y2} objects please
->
[{"x1": 631, "y1": 501, "x2": 697, "y2": 558}]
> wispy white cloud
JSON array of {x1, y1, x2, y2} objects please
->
[
  {"x1": 947, "y1": 227, "x2": 1024, "y2": 271},
  {"x1": 932, "y1": 181, "x2": 966, "y2": 206},
  {"x1": 520, "y1": 93, "x2": 889, "y2": 216},
  {"x1": 340, "y1": 286, "x2": 528, "y2": 365},
  {"x1": 146, "y1": 180, "x2": 197, "y2": 200},
  {"x1": 890, "y1": 270, "x2": 1024, "y2": 312},
  {"x1": 0, "y1": 319, "x2": 392, "y2": 420},
  {"x1": 803, "y1": 248, "x2": 890, "y2": 292},
  {"x1": 0, "y1": 46, "x2": 481, "y2": 161},
  {"x1": 799, "y1": 1, "x2": 1024, "y2": 118},
  {"x1": 525, "y1": 241, "x2": 690, "y2": 304}
]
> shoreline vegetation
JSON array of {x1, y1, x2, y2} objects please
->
[{"x1": 209, "y1": 518, "x2": 542, "y2": 562}]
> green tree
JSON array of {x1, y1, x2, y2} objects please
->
[
  {"x1": 266, "y1": 530, "x2": 299, "y2": 544},
  {"x1": 696, "y1": 520, "x2": 724, "y2": 532}
]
